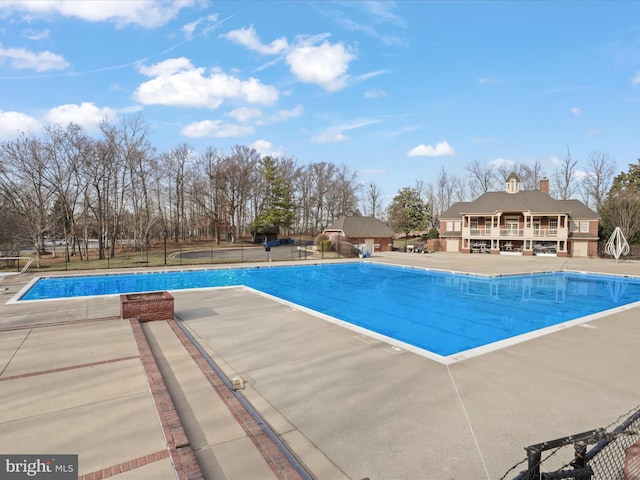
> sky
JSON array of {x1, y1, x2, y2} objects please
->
[{"x1": 1, "y1": 0, "x2": 639, "y2": 206}]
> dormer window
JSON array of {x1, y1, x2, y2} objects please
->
[{"x1": 506, "y1": 173, "x2": 520, "y2": 194}]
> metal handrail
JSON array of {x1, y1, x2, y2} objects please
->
[{"x1": 0, "y1": 256, "x2": 33, "y2": 274}]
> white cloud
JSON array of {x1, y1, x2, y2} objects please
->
[
  {"x1": 181, "y1": 120, "x2": 254, "y2": 138},
  {"x1": 45, "y1": 102, "x2": 118, "y2": 132},
  {"x1": 23, "y1": 29, "x2": 50, "y2": 40},
  {"x1": 137, "y1": 57, "x2": 194, "y2": 77},
  {"x1": 286, "y1": 41, "x2": 355, "y2": 91},
  {"x1": 632, "y1": 71, "x2": 640, "y2": 85},
  {"x1": 182, "y1": 14, "x2": 220, "y2": 40},
  {"x1": 249, "y1": 139, "x2": 284, "y2": 157},
  {"x1": 0, "y1": 43, "x2": 69, "y2": 71},
  {"x1": 221, "y1": 25, "x2": 289, "y2": 55},
  {"x1": 311, "y1": 132, "x2": 350, "y2": 144},
  {"x1": 364, "y1": 88, "x2": 388, "y2": 99},
  {"x1": 586, "y1": 128, "x2": 602, "y2": 137},
  {"x1": 226, "y1": 107, "x2": 262, "y2": 122},
  {"x1": 487, "y1": 157, "x2": 515, "y2": 170},
  {"x1": 256, "y1": 104, "x2": 303, "y2": 125},
  {"x1": 311, "y1": 117, "x2": 380, "y2": 144},
  {"x1": 571, "y1": 107, "x2": 582, "y2": 116},
  {"x1": 220, "y1": 25, "x2": 355, "y2": 92},
  {"x1": 182, "y1": 18, "x2": 202, "y2": 40},
  {"x1": 316, "y1": 2, "x2": 407, "y2": 46},
  {"x1": 407, "y1": 141, "x2": 455, "y2": 157},
  {"x1": 0, "y1": 0, "x2": 193, "y2": 28},
  {"x1": 134, "y1": 58, "x2": 279, "y2": 109},
  {"x1": 0, "y1": 110, "x2": 40, "y2": 140}
]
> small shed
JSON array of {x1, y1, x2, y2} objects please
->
[{"x1": 323, "y1": 216, "x2": 394, "y2": 252}]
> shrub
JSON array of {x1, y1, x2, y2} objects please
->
[
  {"x1": 314, "y1": 233, "x2": 332, "y2": 252},
  {"x1": 330, "y1": 235, "x2": 358, "y2": 257}
]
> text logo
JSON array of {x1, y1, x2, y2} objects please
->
[{"x1": 1, "y1": 455, "x2": 77, "y2": 479}]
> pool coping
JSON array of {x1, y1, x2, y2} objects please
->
[{"x1": 8, "y1": 261, "x2": 640, "y2": 365}]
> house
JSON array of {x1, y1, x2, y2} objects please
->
[
  {"x1": 323, "y1": 215, "x2": 394, "y2": 252},
  {"x1": 438, "y1": 174, "x2": 600, "y2": 257}
]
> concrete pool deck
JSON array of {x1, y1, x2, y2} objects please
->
[{"x1": 0, "y1": 252, "x2": 639, "y2": 479}]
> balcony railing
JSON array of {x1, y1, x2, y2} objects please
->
[
  {"x1": 464, "y1": 227, "x2": 562, "y2": 238},
  {"x1": 500, "y1": 229, "x2": 524, "y2": 236}
]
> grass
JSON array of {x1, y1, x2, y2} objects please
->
[{"x1": 0, "y1": 239, "x2": 340, "y2": 273}]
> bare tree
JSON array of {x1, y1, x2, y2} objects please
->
[
  {"x1": 495, "y1": 162, "x2": 516, "y2": 183},
  {"x1": 310, "y1": 161, "x2": 337, "y2": 232},
  {"x1": 552, "y1": 147, "x2": 578, "y2": 200},
  {"x1": 217, "y1": 145, "x2": 259, "y2": 240},
  {"x1": 0, "y1": 133, "x2": 54, "y2": 266},
  {"x1": 191, "y1": 147, "x2": 223, "y2": 242},
  {"x1": 100, "y1": 115, "x2": 156, "y2": 257},
  {"x1": 294, "y1": 164, "x2": 314, "y2": 232},
  {"x1": 41, "y1": 123, "x2": 89, "y2": 261},
  {"x1": 581, "y1": 151, "x2": 616, "y2": 211},
  {"x1": 601, "y1": 189, "x2": 640, "y2": 243},
  {"x1": 466, "y1": 160, "x2": 496, "y2": 196},
  {"x1": 361, "y1": 182, "x2": 383, "y2": 218},
  {"x1": 517, "y1": 161, "x2": 545, "y2": 190},
  {"x1": 326, "y1": 163, "x2": 360, "y2": 219},
  {"x1": 436, "y1": 166, "x2": 455, "y2": 215}
]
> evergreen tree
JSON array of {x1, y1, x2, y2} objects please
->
[
  {"x1": 387, "y1": 187, "x2": 430, "y2": 235},
  {"x1": 251, "y1": 156, "x2": 294, "y2": 236}
]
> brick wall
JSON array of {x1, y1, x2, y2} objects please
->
[{"x1": 120, "y1": 292, "x2": 174, "y2": 321}]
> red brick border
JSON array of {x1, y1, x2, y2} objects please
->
[
  {"x1": 167, "y1": 320, "x2": 304, "y2": 480},
  {"x1": 130, "y1": 319, "x2": 205, "y2": 480},
  {"x1": 0, "y1": 356, "x2": 139, "y2": 382},
  {"x1": 78, "y1": 449, "x2": 170, "y2": 480},
  {"x1": 0, "y1": 316, "x2": 121, "y2": 333}
]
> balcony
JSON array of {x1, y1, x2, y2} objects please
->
[{"x1": 463, "y1": 227, "x2": 568, "y2": 241}]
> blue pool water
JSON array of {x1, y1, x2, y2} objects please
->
[{"x1": 19, "y1": 263, "x2": 640, "y2": 357}]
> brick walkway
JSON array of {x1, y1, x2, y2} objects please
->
[{"x1": 166, "y1": 320, "x2": 304, "y2": 480}]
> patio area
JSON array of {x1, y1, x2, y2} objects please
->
[{"x1": 1, "y1": 252, "x2": 638, "y2": 479}]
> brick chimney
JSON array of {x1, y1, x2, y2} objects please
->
[{"x1": 540, "y1": 177, "x2": 549, "y2": 194}]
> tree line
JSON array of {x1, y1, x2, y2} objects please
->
[
  {"x1": 1, "y1": 114, "x2": 638, "y2": 267},
  {"x1": 0, "y1": 116, "x2": 362, "y2": 266},
  {"x1": 385, "y1": 149, "x2": 640, "y2": 248}
]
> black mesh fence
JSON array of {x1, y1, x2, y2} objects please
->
[{"x1": 503, "y1": 404, "x2": 640, "y2": 480}]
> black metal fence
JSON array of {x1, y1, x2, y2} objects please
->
[{"x1": 505, "y1": 405, "x2": 640, "y2": 480}]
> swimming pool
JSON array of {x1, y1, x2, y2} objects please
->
[{"x1": 16, "y1": 263, "x2": 640, "y2": 361}]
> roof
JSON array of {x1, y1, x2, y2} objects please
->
[
  {"x1": 558, "y1": 199, "x2": 600, "y2": 219},
  {"x1": 440, "y1": 192, "x2": 598, "y2": 219},
  {"x1": 324, "y1": 215, "x2": 394, "y2": 237}
]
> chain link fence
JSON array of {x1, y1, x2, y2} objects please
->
[{"x1": 502, "y1": 404, "x2": 640, "y2": 480}]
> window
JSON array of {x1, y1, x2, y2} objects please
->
[
  {"x1": 505, "y1": 218, "x2": 519, "y2": 235},
  {"x1": 580, "y1": 221, "x2": 589, "y2": 232},
  {"x1": 446, "y1": 221, "x2": 461, "y2": 231},
  {"x1": 549, "y1": 218, "x2": 558, "y2": 232}
]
